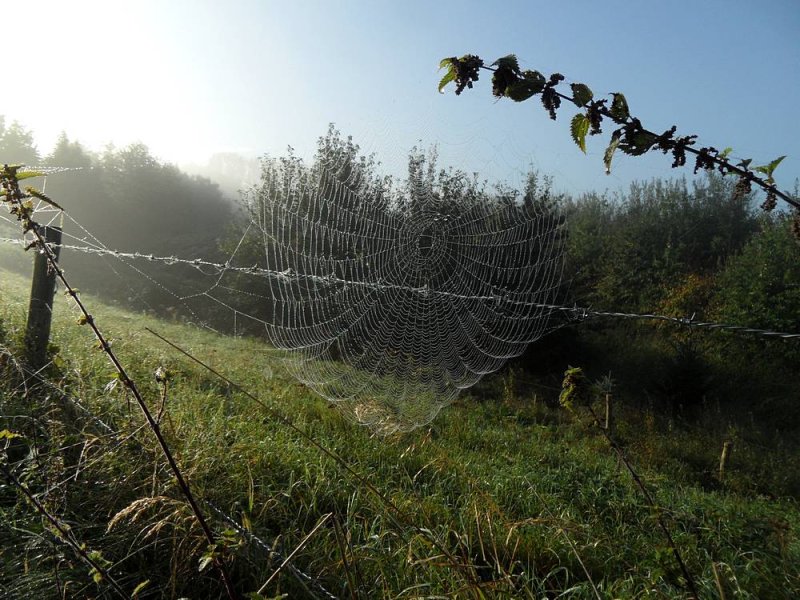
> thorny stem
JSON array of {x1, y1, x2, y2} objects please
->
[
  {"x1": 0, "y1": 463, "x2": 128, "y2": 599},
  {"x1": 477, "y1": 64, "x2": 800, "y2": 212},
  {"x1": 1, "y1": 171, "x2": 239, "y2": 600}
]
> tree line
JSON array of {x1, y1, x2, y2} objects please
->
[
  {"x1": 0, "y1": 117, "x2": 233, "y2": 313},
  {"x1": 2, "y1": 117, "x2": 798, "y2": 426}
]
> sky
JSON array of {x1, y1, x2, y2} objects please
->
[{"x1": 5, "y1": 0, "x2": 800, "y2": 197}]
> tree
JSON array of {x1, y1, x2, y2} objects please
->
[
  {"x1": 564, "y1": 173, "x2": 757, "y2": 313},
  {"x1": 31, "y1": 138, "x2": 234, "y2": 323},
  {"x1": 0, "y1": 116, "x2": 39, "y2": 165},
  {"x1": 45, "y1": 132, "x2": 93, "y2": 168}
]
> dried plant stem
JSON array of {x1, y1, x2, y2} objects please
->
[{"x1": 719, "y1": 441, "x2": 734, "y2": 482}]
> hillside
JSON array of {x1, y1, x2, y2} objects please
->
[{"x1": 1, "y1": 264, "x2": 798, "y2": 599}]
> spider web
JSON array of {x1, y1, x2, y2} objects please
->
[{"x1": 234, "y1": 145, "x2": 566, "y2": 432}]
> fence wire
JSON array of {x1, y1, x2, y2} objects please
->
[{"x1": 2, "y1": 236, "x2": 799, "y2": 341}]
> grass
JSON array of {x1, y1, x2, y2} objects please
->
[{"x1": 1, "y1": 259, "x2": 799, "y2": 599}]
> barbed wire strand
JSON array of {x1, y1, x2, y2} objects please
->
[
  {"x1": 205, "y1": 501, "x2": 337, "y2": 600},
  {"x1": 2, "y1": 237, "x2": 798, "y2": 341}
]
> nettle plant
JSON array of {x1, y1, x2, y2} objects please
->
[
  {"x1": 0, "y1": 164, "x2": 62, "y2": 234},
  {"x1": 438, "y1": 54, "x2": 798, "y2": 231}
]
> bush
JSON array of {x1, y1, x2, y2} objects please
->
[{"x1": 713, "y1": 213, "x2": 800, "y2": 340}]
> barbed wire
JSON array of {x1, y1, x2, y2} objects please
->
[
  {"x1": 204, "y1": 501, "x2": 337, "y2": 600},
  {"x1": 18, "y1": 166, "x2": 91, "y2": 175},
  {"x1": 553, "y1": 306, "x2": 800, "y2": 339},
  {"x1": 2, "y1": 236, "x2": 799, "y2": 341}
]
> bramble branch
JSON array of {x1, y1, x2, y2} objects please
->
[{"x1": 439, "y1": 55, "x2": 799, "y2": 216}]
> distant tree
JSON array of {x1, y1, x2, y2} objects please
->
[
  {"x1": 102, "y1": 141, "x2": 160, "y2": 173},
  {"x1": 0, "y1": 116, "x2": 39, "y2": 165},
  {"x1": 199, "y1": 152, "x2": 261, "y2": 197},
  {"x1": 45, "y1": 132, "x2": 93, "y2": 168},
  {"x1": 34, "y1": 140, "x2": 234, "y2": 321},
  {"x1": 85, "y1": 143, "x2": 231, "y2": 255},
  {"x1": 235, "y1": 125, "x2": 394, "y2": 270}
]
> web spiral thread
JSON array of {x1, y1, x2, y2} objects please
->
[{"x1": 245, "y1": 147, "x2": 566, "y2": 433}]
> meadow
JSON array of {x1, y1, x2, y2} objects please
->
[{"x1": 2, "y1": 262, "x2": 798, "y2": 599}]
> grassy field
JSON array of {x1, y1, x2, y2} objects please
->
[{"x1": 1, "y1": 260, "x2": 798, "y2": 599}]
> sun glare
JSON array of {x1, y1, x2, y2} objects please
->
[{"x1": 7, "y1": 1, "x2": 209, "y2": 161}]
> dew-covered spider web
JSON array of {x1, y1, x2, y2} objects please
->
[
  {"x1": 0, "y1": 127, "x2": 567, "y2": 433},
  {"x1": 233, "y1": 141, "x2": 566, "y2": 432}
]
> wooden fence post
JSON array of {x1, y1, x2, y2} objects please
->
[
  {"x1": 24, "y1": 226, "x2": 62, "y2": 372},
  {"x1": 718, "y1": 441, "x2": 733, "y2": 482}
]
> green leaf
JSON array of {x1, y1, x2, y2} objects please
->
[
  {"x1": 198, "y1": 554, "x2": 214, "y2": 572},
  {"x1": 523, "y1": 70, "x2": 545, "y2": 91},
  {"x1": 604, "y1": 130, "x2": 622, "y2": 174},
  {"x1": 16, "y1": 170, "x2": 45, "y2": 181},
  {"x1": 609, "y1": 93, "x2": 630, "y2": 121},
  {"x1": 619, "y1": 131, "x2": 657, "y2": 156},
  {"x1": 753, "y1": 155, "x2": 786, "y2": 178},
  {"x1": 720, "y1": 147, "x2": 733, "y2": 160},
  {"x1": 771, "y1": 154, "x2": 788, "y2": 172},
  {"x1": 492, "y1": 54, "x2": 520, "y2": 73},
  {"x1": 438, "y1": 57, "x2": 455, "y2": 69},
  {"x1": 132, "y1": 579, "x2": 151, "y2": 597},
  {"x1": 570, "y1": 113, "x2": 590, "y2": 153},
  {"x1": 0, "y1": 429, "x2": 22, "y2": 440},
  {"x1": 438, "y1": 68, "x2": 456, "y2": 93},
  {"x1": 25, "y1": 187, "x2": 64, "y2": 211},
  {"x1": 570, "y1": 83, "x2": 593, "y2": 107},
  {"x1": 88, "y1": 549, "x2": 109, "y2": 565},
  {"x1": 506, "y1": 73, "x2": 545, "y2": 101},
  {"x1": 559, "y1": 366, "x2": 592, "y2": 411}
]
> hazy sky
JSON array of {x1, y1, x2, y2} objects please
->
[{"x1": 6, "y1": 0, "x2": 799, "y2": 196}]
